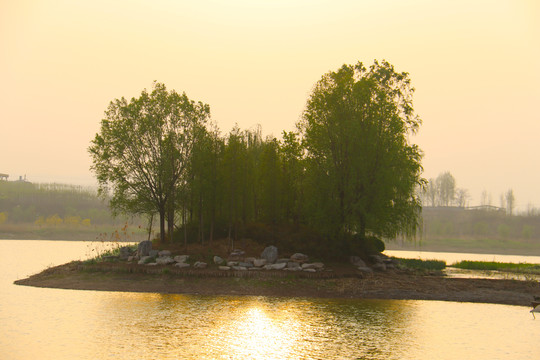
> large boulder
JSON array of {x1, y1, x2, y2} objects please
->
[
  {"x1": 260, "y1": 246, "x2": 278, "y2": 264},
  {"x1": 137, "y1": 241, "x2": 152, "y2": 257}
]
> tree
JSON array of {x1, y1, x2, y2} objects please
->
[
  {"x1": 298, "y1": 60, "x2": 424, "y2": 243},
  {"x1": 505, "y1": 189, "x2": 515, "y2": 215},
  {"x1": 455, "y1": 188, "x2": 469, "y2": 208},
  {"x1": 423, "y1": 178, "x2": 438, "y2": 207},
  {"x1": 435, "y1": 172, "x2": 455, "y2": 206},
  {"x1": 89, "y1": 82, "x2": 210, "y2": 243}
]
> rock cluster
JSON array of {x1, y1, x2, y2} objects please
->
[
  {"x1": 214, "y1": 246, "x2": 325, "y2": 273},
  {"x1": 135, "y1": 247, "x2": 197, "y2": 268},
  {"x1": 123, "y1": 241, "x2": 395, "y2": 274}
]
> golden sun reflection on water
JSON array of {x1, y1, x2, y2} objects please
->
[{"x1": 209, "y1": 299, "x2": 303, "y2": 359}]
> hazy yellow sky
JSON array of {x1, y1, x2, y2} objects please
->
[{"x1": 1, "y1": 0, "x2": 539, "y2": 209}]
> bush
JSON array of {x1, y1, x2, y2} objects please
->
[{"x1": 347, "y1": 234, "x2": 385, "y2": 258}]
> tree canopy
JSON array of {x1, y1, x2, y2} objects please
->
[
  {"x1": 88, "y1": 82, "x2": 210, "y2": 242},
  {"x1": 88, "y1": 61, "x2": 424, "y2": 258},
  {"x1": 298, "y1": 60, "x2": 424, "y2": 241}
]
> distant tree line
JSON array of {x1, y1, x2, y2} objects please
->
[
  {"x1": 0, "y1": 181, "x2": 124, "y2": 225},
  {"x1": 422, "y1": 206, "x2": 540, "y2": 240},
  {"x1": 421, "y1": 172, "x2": 519, "y2": 216},
  {"x1": 90, "y1": 61, "x2": 424, "y2": 257}
]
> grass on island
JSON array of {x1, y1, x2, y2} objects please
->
[
  {"x1": 393, "y1": 258, "x2": 446, "y2": 272},
  {"x1": 452, "y1": 260, "x2": 540, "y2": 274}
]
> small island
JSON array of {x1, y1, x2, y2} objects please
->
[{"x1": 15, "y1": 239, "x2": 540, "y2": 307}]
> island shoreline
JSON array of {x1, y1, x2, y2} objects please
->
[{"x1": 14, "y1": 261, "x2": 540, "y2": 307}]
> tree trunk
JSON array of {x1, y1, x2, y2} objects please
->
[
  {"x1": 167, "y1": 208, "x2": 174, "y2": 243},
  {"x1": 147, "y1": 213, "x2": 153, "y2": 241},
  {"x1": 159, "y1": 207, "x2": 166, "y2": 243}
]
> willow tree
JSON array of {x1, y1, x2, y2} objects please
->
[
  {"x1": 298, "y1": 60, "x2": 424, "y2": 242},
  {"x1": 89, "y1": 82, "x2": 210, "y2": 243}
]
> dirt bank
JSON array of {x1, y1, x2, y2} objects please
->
[{"x1": 14, "y1": 261, "x2": 540, "y2": 307}]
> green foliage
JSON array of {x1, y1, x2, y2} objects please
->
[
  {"x1": 396, "y1": 258, "x2": 446, "y2": 271},
  {"x1": 522, "y1": 225, "x2": 534, "y2": 239},
  {"x1": 497, "y1": 223, "x2": 510, "y2": 238},
  {"x1": 298, "y1": 60, "x2": 423, "y2": 240},
  {"x1": 85, "y1": 63, "x2": 427, "y2": 253},
  {"x1": 421, "y1": 207, "x2": 540, "y2": 241},
  {"x1": 89, "y1": 82, "x2": 210, "y2": 243},
  {"x1": 452, "y1": 260, "x2": 540, "y2": 274},
  {"x1": 0, "y1": 180, "x2": 119, "y2": 225}
]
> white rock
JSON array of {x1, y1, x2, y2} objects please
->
[
  {"x1": 283, "y1": 267, "x2": 301, "y2": 271},
  {"x1": 227, "y1": 261, "x2": 239, "y2": 267},
  {"x1": 253, "y1": 258, "x2": 267, "y2": 267},
  {"x1": 302, "y1": 263, "x2": 324, "y2": 270},
  {"x1": 174, "y1": 262, "x2": 190, "y2": 268},
  {"x1": 158, "y1": 250, "x2": 171, "y2": 257},
  {"x1": 267, "y1": 262, "x2": 287, "y2": 270},
  {"x1": 290, "y1": 253, "x2": 308, "y2": 262},
  {"x1": 213, "y1": 256, "x2": 225, "y2": 265},
  {"x1": 303, "y1": 268, "x2": 316, "y2": 272},
  {"x1": 193, "y1": 261, "x2": 207, "y2": 269},
  {"x1": 174, "y1": 255, "x2": 189, "y2": 263},
  {"x1": 156, "y1": 256, "x2": 175, "y2": 265},
  {"x1": 287, "y1": 261, "x2": 301, "y2": 269},
  {"x1": 232, "y1": 266, "x2": 247, "y2": 271},
  {"x1": 219, "y1": 266, "x2": 231, "y2": 271}
]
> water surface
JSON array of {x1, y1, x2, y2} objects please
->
[{"x1": 2, "y1": 240, "x2": 539, "y2": 359}]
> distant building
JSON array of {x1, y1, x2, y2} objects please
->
[{"x1": 0, "y1": 173, "x2": 8, "y2": 181}]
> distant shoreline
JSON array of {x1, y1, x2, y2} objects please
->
[
  {"x1": 385, "y1": 243, "x2": 540, "y2": 257},
  {"x1": 14, "y1": 261, "x2": 540, "y2": 307}
]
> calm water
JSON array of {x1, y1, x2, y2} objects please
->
[{"x1": 1, "y1": 240, "x2": 539, "y2": 359}]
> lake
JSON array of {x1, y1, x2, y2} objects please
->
[{"x1": 1, "y1": 240, "x2": 539, "y2": 359}]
